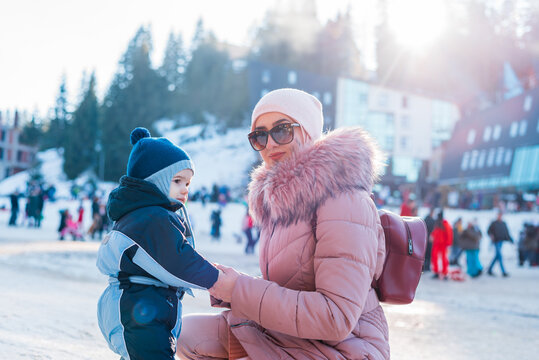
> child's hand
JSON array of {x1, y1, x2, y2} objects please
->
[{"x1": 209, "y1": 264, "x2": 240, "y2": 303}]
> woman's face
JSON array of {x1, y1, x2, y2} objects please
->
[{"x1": 253, "y1": 112, "x2": 305, "y2": 168}]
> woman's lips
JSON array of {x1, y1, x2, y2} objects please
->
[{"x1": 269, "y1": 152, "x2": 285, "y2": 161}]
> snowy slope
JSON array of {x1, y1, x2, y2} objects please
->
[
  {"x1": 0, "y1": 149, "x2": 67, "y2": 196},
  {"x1": 0, "y1": 125, "x2": 258, "y2": 199},
  {"x1": 163, "y1": 125, "x2": 258, "y2": 193}
]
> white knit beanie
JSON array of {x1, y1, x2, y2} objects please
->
[{"x1": 251, "y1": 88, "x2": 324, "y2": 142}]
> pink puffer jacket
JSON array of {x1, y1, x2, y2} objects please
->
[{"x1": 227, "y1": 127, "x2": 390, "y2": 359}]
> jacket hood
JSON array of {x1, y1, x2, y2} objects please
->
[
  {"x1": 107, "y1": 175, "x2": 182, "y2": 221},
  {"x1": 248, "y1": 127, "x2": 385, "y2": 228}
]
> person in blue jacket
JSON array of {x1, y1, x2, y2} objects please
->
[{"x1": 97, "y1": 127, "x2": 219, "y2": 360}]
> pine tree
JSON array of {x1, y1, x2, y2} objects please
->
[
  {"x1": 19, "y1": 113, "x2": 42, "y2": 146},
  {"x1": 100, "y1": 26, "x2": 168, "y2": 181},
  {"x1": 159, "y1": 32, "x2": 187, "y2": 118},
  {"x1": 183, "y1": 27, "x2": 230, "y2": 124},
  {"x1": 170, "y1": 20, "x2": 250, "y2": 128},
  {"x1": 160, "y1": 32, "x2": 186, "y2": 92},
  {"x1": 250, "y1": 2, "x2": 321, "y2": 69},
  {"x1": 63, "y1": 72, "x2": 100, "y2": 180},
  {"x1": 42, "y1": 76, "x2": 70, "y2": 149},
  {"x1": 312, "y1": 9, "x2": 363, "y2": 77},
  {"x1": 375, "y1": 0, "x2": 404, "y2": 86}
]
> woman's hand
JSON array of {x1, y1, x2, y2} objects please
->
[{"x1": 208, "y1": 264, "x2": 241, "y2": 303}]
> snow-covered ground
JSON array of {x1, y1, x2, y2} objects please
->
[
  {"x1": 0, "y1": 125, "x2": 538, "y2": 359},
  {"x1": 0, "y1": 198, "x2": 538, "y2": 360}
]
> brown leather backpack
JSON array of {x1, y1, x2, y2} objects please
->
[
  {"x1": 374, "y1": 209, "x2": 427, "y2": 304},
  {"x1": 311, "y1": 208, "x2": 427, "y2": 305}
]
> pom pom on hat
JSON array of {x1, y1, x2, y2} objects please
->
[
  {"x1": 251, "y1": 88, "x2": 324, "y2": 142},
  {"x1": 130, "y1": 127, "x2": 151, "y2": 145}
]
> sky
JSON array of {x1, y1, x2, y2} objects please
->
[{"x1": 0, "y1": 0, "x2": 362, "y2": 119}]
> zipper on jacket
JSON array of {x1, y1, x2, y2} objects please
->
[{"x1": 265, "y1": 223, "x2": 276, "y2": 280}]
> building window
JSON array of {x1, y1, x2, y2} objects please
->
[
  {"x1": 537, "y1": 118, "x2": 539, "y2": 133},
  {"x1": 378, "y1": 93, "x2": 388, "y2": 108},
  {"x1": 323, "y1": 92, "x2": 332, "y2": 105},
  {"x1": 0, "y1": 147, "x2": 3, "y2": 159},
  {"x1": 483, "y1": 126, "x2": 492, "y2": 142},
  {"x1": 261, "y1": 70, "x2": 271, "y2": 84},
  {"x1": 495, "y1": 147, "x2": 504, "y2": 166},
  {"x1": 467, "y1": 129, "x2": 476, "y2": 145},
  {"x1": 386, "y1": 114, "x2": 394, "y2": 126},
  {"x1": 461, "y1": 152, "x2": 470, "y2": 171},
  {"x1": 288, "y1": 71, "x2": 297, "y2": 85},
  {"x1": 524, "y1": 95, "x2": 532, "y2": 111},
  {"x1": 359, "y1": 93, "x2": 368, "y2": 103},
  {"x1": 478, "y1": 149, "x2": 487, "y2": 168},
  {"x1": 402, "y1": 96, "x2": 408, "y2": 108},
  {"x1": 386, "y1": 136, "x2": 394, "y2": 150},
  {"x1": 487, "y1": 148, "x2": 496, "y2": 167},
  {"x1": 510, "y1": 122, "x2": 518, "y2": 137},
  {"x1": 469, "y1": 150, "x2": 479, "y2": 169},
  {"x1": 401, "y1": 115, "x2": 410, "y2": 128},
  {"x1": 0, "y1": 130, "x2": 4, "y2": 141},
  {"x1": 504, "y1": 148, "x2": 513, "y2": 165},
  {"x1": 519, "y1": 119, "x2": 528, "y2": 136},
  {"x1": 400, "y1": 136, "x2": 408, "y2": 150},
  {"x1": 492, "y1": 124, "x2": 501, "y2": 140}
]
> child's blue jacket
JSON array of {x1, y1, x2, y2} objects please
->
[{"x1": 97, "y1": 175, "x2": 218, "y2": 290}]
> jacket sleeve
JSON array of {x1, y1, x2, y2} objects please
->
[
  {"x1": 230, "y1": 192, "x2": 382, "y2": 341},
  {"x1": 488, "y1": 223, "x2": 495, "y2": 238},
  {"x1": 120, "y1": 209, "x2": 219, "y2": 290}
]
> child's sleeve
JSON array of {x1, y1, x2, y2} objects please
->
[{"x1": 126, "y1": 212, "x2": 219, "y2": 290}]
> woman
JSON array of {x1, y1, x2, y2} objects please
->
[
  {"x1": 459, "y1": 220, "x2": 483, "y2": 277},
  {"x1": 178, "y1": 88, "x2": 389, "y2": 359}
]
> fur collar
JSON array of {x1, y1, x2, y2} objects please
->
[{"x1": 248, "y1": 127, "x2": 384, "y2": 228}]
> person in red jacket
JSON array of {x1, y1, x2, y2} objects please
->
[
  {"x1": 400, "y1": 198, "x2": 416, "y2": 216},
  {"x1": 431, "y1": 210, "x2": 453, "y2": 279}
]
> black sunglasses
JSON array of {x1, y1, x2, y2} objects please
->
[{"x1": 248, "y1": 123, "x2": 300, "y2": 151}]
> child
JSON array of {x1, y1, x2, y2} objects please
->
[{"x1": 96, "y1": 127, "x2": 219, "y2": 360}]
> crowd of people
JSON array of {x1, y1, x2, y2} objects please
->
[
  {"x1": 6, "y1": 181, "x2": 538, "y2": 265},
  {"x1": 421, "y1": 207, "x2": 539, "y2": 280},
  {"x1": 7, "y1": 181, "x2": 111, "y2": 242},
  {"x1": 56, "y1": 196, "x2": 111, "y2": 241},
  {"x1": 8, "y1": 182, "x2": 55, "y2": 228}
]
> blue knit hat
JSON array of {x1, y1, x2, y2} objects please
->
[{"x1": 127, "y1": 127, "x2": 194, "y2": 197}]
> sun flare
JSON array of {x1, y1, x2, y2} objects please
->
[{"x1": 388, "y1": 0, "x2": 448, "y2": 52}]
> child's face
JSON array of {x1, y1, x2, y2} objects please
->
[{"x1": 169, "y1": 169, "x2": 193, "y2": 204}]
